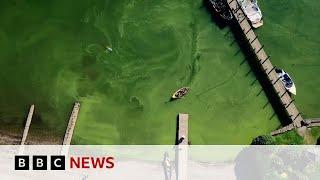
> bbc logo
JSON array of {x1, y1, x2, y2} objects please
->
[{"x1": 15, "y1": 156, "x2": 65, "y2": 170}]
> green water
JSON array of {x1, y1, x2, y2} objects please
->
[{"x1": 0, "y1": 0, "x2": 318, "y2": 144}]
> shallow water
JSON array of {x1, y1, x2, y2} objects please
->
[{"x1": 0, "y1": 0, "x2": 318, "y2": 144}]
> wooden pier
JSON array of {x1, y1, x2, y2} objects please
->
[
  {"x1": 226, "y1": 0, "x2": 304, "y2": 129},
  {"x1": 175, "y1": 113, "x2": 189, "y2": 180},
  {"x1": 271, "y1": 118, "x2": 320, "y2": 135},
  {"x1": 20, "y1": 105, "x2": 34, "y2": 145},
  {"x1": 62, "y1": 102, "x2": 80, "y2": 145},
  {"x1": 177, "y1": 113, "x2": 189, "y2": 145}
]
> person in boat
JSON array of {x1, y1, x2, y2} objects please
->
[{"x1": 171, "y1": 87, "x2": 190, "y2": 100}]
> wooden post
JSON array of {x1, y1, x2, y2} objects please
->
[
  {"x1": 62, "y1": 102, "x2": 80, "y2": 145},
  {"x1": 20, "y1": 105, "x2": 34, "y2": 145}
]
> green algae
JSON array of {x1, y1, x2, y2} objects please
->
[{"x1": 0, "y1": 0, "x2": 318, "y2": 144}]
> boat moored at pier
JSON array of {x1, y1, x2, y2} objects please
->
[
  {"x1": 237, "y1": 0, "x2": 263, "y2": 28},
  {"x1": 275, "y1": 68, "x2": 297, "y2": 95}
]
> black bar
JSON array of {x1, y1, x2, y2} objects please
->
[
  {"x1": 228, "y1": 0, "x2": 235, "y2": 5},
  {"x1": 273, "y1": 76, "x2": 281, "y2": 85},
  {"x1": 262, "y1": 56, "x2": 270, "y2": 64},
  {"x1": 250, "y1": 35, "x2": 258, "y2": 44},
  {"x1": 245, "y1": 28, "x2": 251, "y2": 34},
  {"x1": 285, "y1": 99, "x2": 295, "y2": 108},
  {"x1": 267, "y1": 66, "x2": 276, "y2": 75},
  {"x1": 281, "y1": 91, "x2": 287, "y2": 98},
  {"x1": 256, "y1": 45, "x2": 264, "y2": 54},
  {"x1": 240, "y1": 17, "x2": 246, "y2": 23},
  {"x1": 293, "y1": 113, "x2": 301, "y2": 121}
]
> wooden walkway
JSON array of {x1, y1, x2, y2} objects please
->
[
  {"x1": 176, "y1": 113, "x2": 189, "y2": 180},
  {"x1": 271, "y1": 118, "x2": 320, "y2": 135},
  {"x1": 177, "y1": 113, "x2": 189, "y2": 145},
  {"x1": 226, "y1": 0, "x2": 304, "y2": 128},
  {"x1": 62, "y1": 102, "x2": 80, "y2": 145}
]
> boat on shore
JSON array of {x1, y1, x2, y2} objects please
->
[
  {"x1": 208, "y1": 0, "x2": 233, "y2": 21},
  {"x1": 171, "y1": 87, "x2": 190, "y2": 100},
  {"x1": 275, "y1": 68, "x2": 296, "y2": 95},
  {"x1": 237, "y1": 0, "x2": 263, "y2": 28}
]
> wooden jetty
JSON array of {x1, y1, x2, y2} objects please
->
[
  {"x1": 62, "y1": 102, "x2": 80, "y2": 145},
  {"x1": 226, "y1": 0, "x2": 304, "y2": 131},
  {"x1": 271, "y1": 118, "x2": 320, "y2": 135},
  {"x1": 271, "y1": 124, "x2": 295, "y2": 136},
  {"x1": 20, "y1": 105, "x2": 35, "y2": 145},
  {"x1": 177, "y1": 113, "x2": 189, "y2": 145},
  {"x1": 175, "y1": 113, "x2": 189, "y2": 180}
]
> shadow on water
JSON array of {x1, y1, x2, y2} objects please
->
[
  {"x1": 175, "y1": 115, "x2": 179, "y2": 145},
  {"x1": 203, "y1": 0, "x2": 230, "y2": 29},
  {"x1": 227, "y1": 20, "x2": 293, "y2": 126}
]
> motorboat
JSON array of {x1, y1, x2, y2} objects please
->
[
  {"x1": 237, "y1": 0, "x2": 263, "y2": 28},
  {"x1": 171, "y1": 87, "x2": 190, "y2": 100},
  {"x1": 209, "y1": 0, "x2": 233, "y2": 21},
  {"x1": 275, "y1": 68, "x2": 296, "y2": 95}
]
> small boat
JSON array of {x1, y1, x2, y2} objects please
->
[
  {"x1": 105, "y1": 46, "x2": 112, "y2": 53},
  {"x1": 209, "y1": 0, "x2": 233, "y2": 21},
  {"x1": 237, "y1": 0, "x2": 263, "y2": 28},
  {"x1": 171, "y1": 87, "x2": 190, "y2": 99},
  {"x1": 275, "y1": 68, "x2": 296, "y2": 95}
]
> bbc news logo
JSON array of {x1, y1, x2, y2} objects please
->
[
  {"x1": 15, "y1": 156, "x2": 65, "y2": 170},
  {"x1": 15, "y1": 156, "x2": 114, "y2": 170}
]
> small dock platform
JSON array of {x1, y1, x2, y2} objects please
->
[
  {"x1": 177, "y1": 113, "x2": 189, "y2": 145},
  {"x1": 175, "y1": 113, "x2": 189, "y2": 180},
  {"x1": 226, "y1": 0, "x2": 304, "y2": 128}
]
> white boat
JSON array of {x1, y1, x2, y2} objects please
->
[
  {"x1": 237, "y1": 0, "x2": 263, "y2": 28},
  {"x1": 171, "y1": 87, "x2": 190, "y2": 100},
  {"x1": 275, "y1": 68, "x2": 296, "y2": 95}
]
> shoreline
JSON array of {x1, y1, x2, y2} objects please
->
[{"x1": 0, "y1": 128, "x2": 62, "y2": 145}]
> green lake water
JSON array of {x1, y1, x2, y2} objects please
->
[{"x1": 0, "y1": 0, "x2": 319, "y2": 144}]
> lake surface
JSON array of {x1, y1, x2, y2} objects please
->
[{"x1": 0, "y1": 0, "x2": 318, "y2": 144}]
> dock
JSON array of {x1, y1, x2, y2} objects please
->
[
  {"x1": 175, "y1": 113, "x2": 189, "y2": 180},
  {"x1": 177, "y1": 113, "x2": 189, "y2": 145},
  {"x1": 62, "y1": 102, "x2": 80, "y2": 145},
  {"x1": 20, "y1": 105, "x2": 34, "y2": 145},
  {"x1": 226, "y1": 0, "x2": 304, "y2": 129}
]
